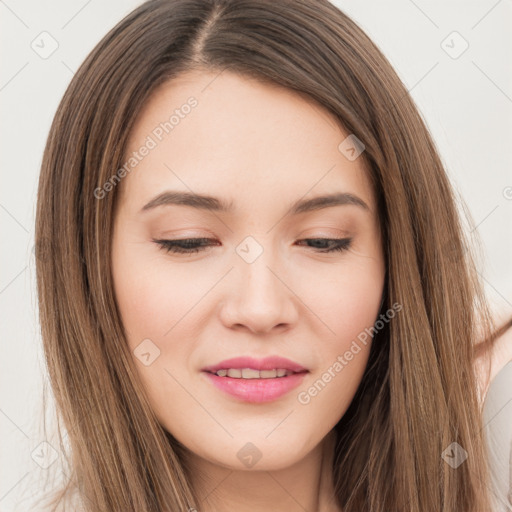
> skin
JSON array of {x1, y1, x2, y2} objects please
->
[
  {"x1": 475, "y1": 305, "x2": 512, "y2": 402},
  {"x1": 111, "y1": 69, "x2": 386, "y2": 512}
]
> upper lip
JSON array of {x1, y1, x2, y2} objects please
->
[{"x1": 202, "y1": 356, "x2": 309, "y2": 374}]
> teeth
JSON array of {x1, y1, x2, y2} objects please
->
[
  {"x1": 215, "y1": 368, "x2": 294, "y2": 379},
  {"x1": 241, "y1": 368, "x2": 260, "y2": 379}
]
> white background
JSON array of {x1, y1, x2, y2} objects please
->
[{"x1": 1, "y1": 0, "x2": 511, "y2": 510}]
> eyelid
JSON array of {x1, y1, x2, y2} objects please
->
[
  {"x1": 152, "y1": 236, "x2": 352, "y2": 255},
  {"x1": 298, "y1": 229, "x2": 351, "y2": 239}
]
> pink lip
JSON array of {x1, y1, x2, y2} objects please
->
[
  {"x1": 203, "y1": 371, "x2": 308, "y2": 403},
  {"x1": 201, "y1": 356, "x2": 308, "y2": 374},
  {"x1": 201, "y1": 356, "x2": 309, "y2": 403}
]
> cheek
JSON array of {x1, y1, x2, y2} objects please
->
[
  {"x1": 292, "y1": 252, "x2": 384, "y2": 411},
  {"x1": 297, "y1": 252, "x2": 384, "y2": 344},
  {"x1": 298, "y1": 277, "x2": 380, "y2": 414},
  {"x1": 111, "y1": 247, "x2": 200, "y2": 426},
  {"x1": 331, "y1": 268, "x2": 383, "y2": 340},
  {"x1": 112, "y1": 244, "x2": 202, "y2": 348}
]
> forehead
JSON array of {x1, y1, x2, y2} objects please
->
[{"x1": 118, "y1": 69, "x2": 375, "y2": 216}]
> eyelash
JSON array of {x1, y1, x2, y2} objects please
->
[{"x1": 152, "y1": 237, "x2": 352, "y2": 255}]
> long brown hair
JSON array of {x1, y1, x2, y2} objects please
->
[{"x1": 34, "y1": 0, "x2": 506, "y2": 510}]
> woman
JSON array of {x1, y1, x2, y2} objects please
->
[{"x1": 34, "y1": 0, "x2": 512, "y2": 510}]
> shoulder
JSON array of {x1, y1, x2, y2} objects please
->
[{"x1": 474, "y1": 308, "x2": 512, "y2": 404}]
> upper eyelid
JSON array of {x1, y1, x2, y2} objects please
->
[
  {"x1": 152, "y1": 236, "x2": 352, "y2": 252},
  {"x1": 153, "y1": 236, "x2": 349, "y2": 242}
]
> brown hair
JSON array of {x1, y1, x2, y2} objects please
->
[{"x1": 34, "y1": 0, "x2": 507, "y2": 510}]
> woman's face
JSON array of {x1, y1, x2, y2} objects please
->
[{"x1": 111, "y1": 69, "x2": 385, "y2": 471}]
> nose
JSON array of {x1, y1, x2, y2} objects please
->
[{"x1": 218, "y1": 246, "x2": 299, "y2": 335}]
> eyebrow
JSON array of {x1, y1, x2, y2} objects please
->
[{"x1": 140, "y1": 190, "x2": 369, "y2": 216}]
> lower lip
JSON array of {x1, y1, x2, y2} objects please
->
[{"x1": 202, "y1": 371, "x2": 308, "y2": 403}]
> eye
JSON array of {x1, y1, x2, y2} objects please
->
[
  {"x1": 153, "y1": 237, "x2": 216, "y2": 254},
  {"x1": 153, "y1": 237, "x2": 352, "y2": 254},
  {"x1": 295, "y1": 237, "x2": 352, "y2": 253}
]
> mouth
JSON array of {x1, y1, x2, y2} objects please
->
[
  {"x1": 205, "y1": 368, "x2": 300, "y2": 378},
  {"x1": 201, "y1": 355, "x2": 308, "y2": 374},
  {"x1": 201, "y1": 356, "x2": 309, "y2": 403}
]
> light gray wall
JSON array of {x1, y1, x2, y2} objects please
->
[{"x1": 1, "y1": 1, "x2": 510, "y2": 510}]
